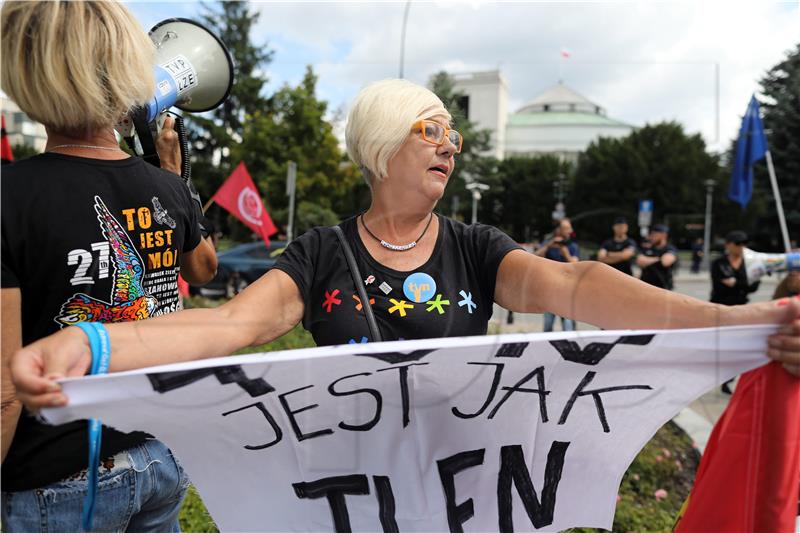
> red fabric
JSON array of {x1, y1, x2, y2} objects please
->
[
  {"x1": 177, "y1": 275, "x2": 190, "y2": 298},
  {"x1": 212, "y1": 162, "x2": 277, "y2": 246},
  {"x1": 1, "y1": 114, "x2": 14, "y2": 163},
  {"x1": 676, "y1": 362, "x2": 800, "y2": 532}
]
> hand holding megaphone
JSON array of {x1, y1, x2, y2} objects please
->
[
  {"x1": 117, "y1": 18, "x2": 234, "y2": 216},
  {"x1": 744, "y1": 247, "x2": 800, "y2": 284}
]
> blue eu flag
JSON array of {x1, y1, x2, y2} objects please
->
[{"x1": 729, "y1": 95, "x2": 768, "y2": 208}]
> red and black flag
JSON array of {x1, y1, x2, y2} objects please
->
[{"x1": 1, "y1": 114, "x2": 13, "y2": 164}]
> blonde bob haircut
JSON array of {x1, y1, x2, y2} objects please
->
[
  {"x1": 1, "y1": 1, "x2": 156, "y2": 134},
  {"x1": 346, "y1": 79, "x2": 451, "y2": 185}
]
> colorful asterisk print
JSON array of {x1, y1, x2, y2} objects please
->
[
  {"x1": 458, "y1": 290, "x2": 477, "y2": 314},
  {"x1": 322, "y1": 289, "x2": 342, "y2": 313},
  {"x1": 426, "y1": 294, "x2": 450, "y2": 314},
  {"x1": 388, "y1": 298, "x2": 414, "y2": 317}
]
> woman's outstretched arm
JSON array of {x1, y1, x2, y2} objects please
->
[{"x1": 12, "y1": 269, "x2": 304, "y2": 409}]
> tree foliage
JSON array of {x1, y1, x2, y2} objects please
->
[
  {"x1": 182, "y1": 2, "x2": 365, "y2": 240},
  {"x1": 479, "y1": 155, "x2": 571, "y2": 242},
  {"x1": 187, "y1": 1, "x2": 273, "y2": 202},
  {"x1": 757, "y1": 43, "x2": 800, "y2": 248},
  {"x1": 429, "y1": 71, "x2": 498, "y2": 221},
  {"x1": 8, "y1": 143, "x2": 40, "y2": 161},
  {"x1": 229, "y1": 66, "x2": 364, "y2": 233},
  {"x1": 571, "y1": 122, "x2": 722, "y2": 246}
]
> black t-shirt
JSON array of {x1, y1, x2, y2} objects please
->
[
  {"x1": 1, "y1": 153, "x2": 202, "y2": 491},
  {"x1": 710, "y1": 256, "x2": 759, "y2": 305},
  {"x1": 599, "y1": 237, "x2": 637, "y2": 275},
  {"x1": 639, "y1": 243, "x2": 678, "y2": 290},
  {"x1": 274, "y1": 215, "x2": 521, "y2": 346}
]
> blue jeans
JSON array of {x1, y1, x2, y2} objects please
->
[
  {"x1": 543, "y1": 312, "x2": 575, "y2": 332},
  {"x1": 2, "y1": 439, "x2": 188, "y2": 533}
]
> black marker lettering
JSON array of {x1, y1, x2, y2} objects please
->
[
  {"x1": 292, "y1": 474, "x2": 369, "y2": 533},
  {"x1": 494, "y1": 342, "x2": 530, "y2": 358},
  {"x1": 221, "y1": 402, "x2": 282, "y2": 450},
  {"x1": 558, "y1": 371, "x2": 653, "y2": 432},
  {"x1": 328, "y1": 373, "x2": 383, "y2": 431},
  {"x1": 488, "y1": 366, "x2": 549, "y2": 423},
  {"x1": 279, "y1": 385, "x2": 334, "y2": 442},
  {"x1": 373, "y1": 475, "x2": 399, "y2": 533},
  {"x1": 437, "y1": 448, "x2": 486, "y2": 533},
  {"x1": 497, "y1": 442, "x2": 570, "y2": 531},
  {"x1": 452, "y1": 363, "x2": 504, "y2": 419},
  {"x1": 376, "y1": 363, "x2": 429, "y2": 428}
]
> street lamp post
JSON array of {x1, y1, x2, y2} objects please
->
[
  {"x1": 552, "y1": 172, "x2": 567, "y2": 221},
  {"x1": 466, "y1": 182, "x2": 489, "y2": 224},
  {"x1": 702, "y1": 178, "x2": 716, "y2": 272},
  {"x1": 398, "y1": 0, "x2": 411, "y2": 78}
]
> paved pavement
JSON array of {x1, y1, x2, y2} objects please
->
[{"x1": 488, "y1": 268, "x2": 780, "y2": 453}]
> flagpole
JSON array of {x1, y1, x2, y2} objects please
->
[
  {"x1": 203, "y1": 198, "x2": 214, "y2": 213},
  {"x1": 764, "y1": 150, "x2": 792, "y2": 252}
]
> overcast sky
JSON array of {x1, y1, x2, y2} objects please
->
[{"x1": 129, "y1": 1, "x2": 799, "y2": 152}]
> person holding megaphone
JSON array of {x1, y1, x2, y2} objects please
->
[
  {"x1": 710, "y1": 231, "x2": 761, "y2": 306},
  {"x1": 0, "y1": 1, "x2": 217, "y2": 531}
]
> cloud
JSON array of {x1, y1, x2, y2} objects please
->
[{"x1": 130, "y1": 0, "x2": 799, "y2": 150}]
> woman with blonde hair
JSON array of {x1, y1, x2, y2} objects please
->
[
  {"x1": 10, "y1": 77, "x2": 800, "y2": 517},
  {"x1": 1, "y1": 1, "x2": 216, "y2": 530}
]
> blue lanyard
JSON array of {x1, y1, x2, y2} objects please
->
[{"x1": 74, "y1": 322, "x2": 111, "y2": 532}]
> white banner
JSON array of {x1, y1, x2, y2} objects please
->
[{"x1": 43, "y1": 325, "x2": 775, "y2": 532}]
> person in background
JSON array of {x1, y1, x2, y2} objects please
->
[
  {"x1": 597, "y1": 216, "x2": 637, "y2": 276},
  {"x1": 637, "y1": 223, "x2": 678, "y2": 290},
  {"x1": 710, "y1": 231, "x2": 760, "y2": 394},
  {"x1": 1, "y1": 2, "x2": 217, "y2": 530},
  {"x1": 710, "y1": 231, "x2": 760, "y2": 306},
  {"x1": 690, "y1": 237, "x2": 704, "y2": 274},
  {"x1": 535, "y1": 218, "x2": 580, "y2": 331}
]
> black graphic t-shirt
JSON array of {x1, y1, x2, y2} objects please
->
[
  {"x1": 600, "y1": 237, "x2": 637, "y2": 275},
  {"x1": 639, "y1": 243, "x2": 678, "y2": 290},
  {"x1": 1, "y1": 153, "x2": 202, "y2": 491},
  {"x1": 275, "y1": 215, "x2": 522, "y2": 346}
]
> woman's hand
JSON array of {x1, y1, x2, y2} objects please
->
[
  {"x1": 10, "y1": 327, "x2": 92, "y2": 410},
  {"x1": 156, "y1": 115, "x2": 181, "y2": 175},
  {"x1": 767, "y1": 296, "x2": 800, "y2": 376}
]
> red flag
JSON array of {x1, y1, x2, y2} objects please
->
[
  {"x1": 1, "y1": 114, "x2": 14, "y2": 164},
  {"x1": 675, "y1": 362, "x2": 800, "y2": 532},
  {"x1": 212, "y1": 162, "x2": 277, "y2": 246}
]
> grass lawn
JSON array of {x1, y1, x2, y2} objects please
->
[{"x1": 178, "y1": 296, "x2": 699, "y2": 532}]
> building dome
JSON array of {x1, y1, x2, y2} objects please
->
[
  {"x1": 516, "y1": 83, "x2": 604, "y2": 115},
  {"x1": 505, "y1": 82, "x2": 633, "y2": 160}
]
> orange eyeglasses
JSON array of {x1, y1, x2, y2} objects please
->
[{"x1": 411, "y1": 120, "x2": 463, "y2": 153}]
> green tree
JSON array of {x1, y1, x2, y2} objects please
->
[
  {"x1": 572, "y1": 122, "x2": 721, "y2": 246},
  {"x1": 229, "y1": 66, "x2": 363, "y2": 234},
  {"x1": 188, "y1": 1, "x2": 273, "y2": 202},
  {"x1": 757, "y1": 43, "x2": 800, "y2": 248},
  {"x1": 429, "y1": 71, "x2": 498, "y2": 221},
  {"x1": 8, "y1": 143, "x2": 40, "y2": 161},
  {"x1": 481, "y1": 155, "x2": 571, "y2": 242}
]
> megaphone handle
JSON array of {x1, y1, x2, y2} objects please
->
[
  {"x1": 131, "y1": 106, "x2": 161, "y2": 168},
  {"x1": 171, "y1": 115, "x2": 204, "y2": 215},
  {"x1": 172, "y1": 115, "x2": 192, "y2": 184}
]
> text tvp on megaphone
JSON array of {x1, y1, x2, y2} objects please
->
[{"x1": 115, "y1": 18, "x2": 234, "y2": 214}]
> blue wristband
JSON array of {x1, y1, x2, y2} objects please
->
[{"x1": 73, "y1": 322, "x2": 111, "y2": 532}]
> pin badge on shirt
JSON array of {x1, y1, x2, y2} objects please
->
[
  {"x1": 379, "y1": 281, "x2": 392, "y2": 295},
  {"x1": 403, "y1": 272, "x2": 437, "y2": 303},
  {"x1": 364, "y1": 275, "x2": 376, "y2": 285}
]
